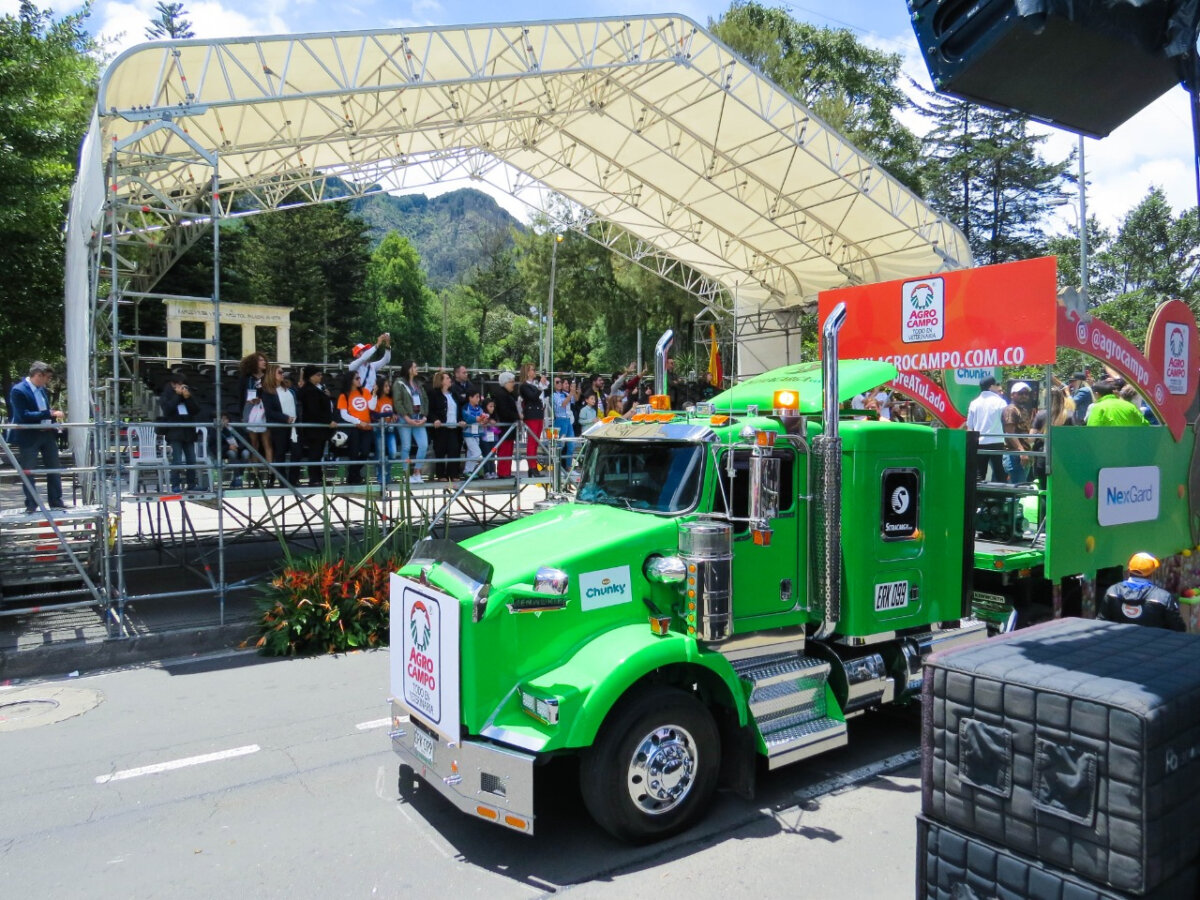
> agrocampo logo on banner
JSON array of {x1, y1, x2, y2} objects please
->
[
  {"x1": 901, "y1": 278, "x2": 945, "y2": 343},
  {"x1": 1166, "y1": 323, "x2": 1189, "y2": 395}
]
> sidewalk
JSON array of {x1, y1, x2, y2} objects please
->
[
  {"x1": 0, "y1": 488, "x2": 526, "y2": 681},
  {"x1": 0, "y1": 542, "x2": 266, "y2": 682}
]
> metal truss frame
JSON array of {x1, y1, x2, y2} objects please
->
[{"x1": 94, "y1": 15, "x2": 970, "y2": 313}]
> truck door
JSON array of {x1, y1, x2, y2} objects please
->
[{"x1": 714, "y1": 444, "x2": 805, "y2": 630}]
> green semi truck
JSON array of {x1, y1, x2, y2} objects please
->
[
  {"x1": 389, "y1": 296, "x2": 1200, "y2": 842},
  {"x1": 389, "y1": 306, "x2": 997, "y2": 841}
]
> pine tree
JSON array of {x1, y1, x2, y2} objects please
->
[
  {"x1": 918, "y1": 91, "x2": 1070, "y2": 264},
  {"x1": 240, "y1": 200, "x2": 372, "y2": 363},
  {"x1": 711, "y1": 1, "x2": 923, "y2": 191},
  {"x1": 145, "y1": 2, "x2": 193, "y2": 40}
]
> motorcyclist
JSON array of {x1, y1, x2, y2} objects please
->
[{"x1": 1098, "y1": 552, "x2": 1187, "y2": 631}]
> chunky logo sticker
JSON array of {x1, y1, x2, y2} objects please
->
[{"x1": 578, "y1": 565, "x2": 633, "y2": 611}]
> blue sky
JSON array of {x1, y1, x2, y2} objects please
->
[{"x1": 20, "y1": 0, "x2": 1197, "y2": 231}]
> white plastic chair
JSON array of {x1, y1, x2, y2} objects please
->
[
  {"x1": 127, "y1": 424, "x2": 168, "y2": 493},
  {"x1": 193, "y1": 426, "x2": 212, "y2": 490}
]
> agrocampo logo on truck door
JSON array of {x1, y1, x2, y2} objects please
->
[{"x1": 901, "y1": 277, "x2": 945, "y2": 343}]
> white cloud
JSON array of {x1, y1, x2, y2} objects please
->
[
  {"x1": 97, "y1": 0, "x2": 286, "y2": 60},
  {"x1": 1057, "y1": 89, "x2": 1194, "y2": 229}
]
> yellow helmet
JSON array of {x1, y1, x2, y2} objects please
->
[{"x1": 1128, "y1": 552, "x2": 1160, "y2": 576}]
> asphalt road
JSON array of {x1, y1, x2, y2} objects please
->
[{"x1": 0, "y1": 650, "x2": 925, "y2": 899}]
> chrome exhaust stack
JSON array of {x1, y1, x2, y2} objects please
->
[
  {"x1": 651, "y1": 329, "x2": 675, "y2": 409},
  {"x1": 811, "y1": 302, "x2": 846, "y2": 640}
]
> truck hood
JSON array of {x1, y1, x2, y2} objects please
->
[
  {"x1": 709, "y1": 358, "x2": 898, "y2": 414},
  {"x1": 461, "y1": 502, "x2": 679, "y2": 589}
]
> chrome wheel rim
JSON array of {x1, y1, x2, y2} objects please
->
[{"x1": 625, "y1": 723, "x2": 699, "y2": 815}]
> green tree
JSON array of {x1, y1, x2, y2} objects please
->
[
  {"x1": 1105, "y1": 188, "x2": 1200, "y2": 302},
  {"x1": 361, "y1": 232, "x2": 436, "y2": 365},
  {"x1": 1047, "y1": 189, "x2": 1200, "y2": 350},
  {"x1": 145, "y1": 2, "x2": 193, "y2": 40},
  {"x1": 611, "y1": 256, "x2": 709, "y2": 375},
  {"x1": 514, "y1": 222, "x2": 632, "y2": 373},
  {"x1": 918, "y1": 92, "x2": 1070, "y2": 264},
  {"x1": 0, "y1": 1, "x2": 99, "y2": 394},
  {"x1": 457, "y1": 225, "x2": 524, "y2": 367},
  {"x1": 239, "y1": 200, "x2": 371, "y2": 363},
  {"x1": 710, "y1": 1, "x2": 923, "y2": 191}
]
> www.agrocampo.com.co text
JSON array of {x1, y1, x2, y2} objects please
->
[{"x1": 867, "y1": 347, "x2": 1027, "y2": 372}]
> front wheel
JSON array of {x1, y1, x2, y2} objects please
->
[{"x1": 580, "y1": 686, "x2": 721, "y2": 842}]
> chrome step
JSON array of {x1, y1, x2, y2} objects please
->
[
  {"x1": 747, "y1": 676, "x2": 826, "y2": 721},
  {"x1": 762, "y1": 714, "x2": 848, "y2": 770},
  {"x1": 724, "y1": 648, "x2": 846, "y2": 766},
  {"x1": 731, "y1": 652, "x2": 830, "y2": 688}
]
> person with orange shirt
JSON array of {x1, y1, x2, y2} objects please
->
[{"x1": 336, "y1": 370, "x2": 374, "y2": 485}]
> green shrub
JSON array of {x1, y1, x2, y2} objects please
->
[{"x1": 252, "y1": 484, "x2": 426, "y2": 656}]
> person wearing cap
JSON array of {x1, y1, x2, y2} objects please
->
[
  {"x1": 1086, "y1": 378, "x2": 1148, "y2": 426},
  {"x1": 964, "y1": 376, "x2": 1008, "y2": 482},
  {"x1": 490, "y1": 371, "x2": 521, "y2": 478},
  {"x1": 6, "y1": 361, "x2": 67, "y2": 512},
  {"x1": 1068, "y1": 371, "x2": 1093, "y2": 424},
  {"x1": 1099, "y1": 553, "x2": 1186, "y2": 631},
  {"x1": 1001, "y1": 381, "x2": 1035, "y2": 484},
  {"x1": 348, "y1": 332, "x2": 391, "y2": 392}
]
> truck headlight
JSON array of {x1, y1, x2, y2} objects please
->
[
  {"x1": 534, "y1": 566, "x2": 569, "y2": 595},
  {"x1": 519, "y1": 688, "x2": 560, "y2": 725},
  {"x1": 645, "y1": 555, "x2": 686, "y2": 585}
]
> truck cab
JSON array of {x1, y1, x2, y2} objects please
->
[{"x1": 390, "y1": 325, "x2": 987, "y2": 842}]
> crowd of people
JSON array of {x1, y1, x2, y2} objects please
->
[
  {"x1": 964, "y1": 368, "x2": 1151, "y2": 486},
  {"x1": 145, "y1": 335, "x2": 701, "y2": 491}
]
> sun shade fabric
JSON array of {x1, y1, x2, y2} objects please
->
[{"x1": 91, "y1": 15, "x2": 970, "y2": 312}]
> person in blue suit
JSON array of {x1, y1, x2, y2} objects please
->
[{"x1": 6, "y1": 361, "x2": 66, "y2": 512}]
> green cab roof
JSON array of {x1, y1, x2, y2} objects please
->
[{"x1": 709, "y1": 359, "x2": 899, "y2": 414}]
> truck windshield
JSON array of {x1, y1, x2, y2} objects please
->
[{"x1": 575, "y1": 440, "x2": 703, "y2": 513}]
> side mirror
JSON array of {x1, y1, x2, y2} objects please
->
[{"x1": 749, "y1": 454, "x2": 781, "y2": 528}]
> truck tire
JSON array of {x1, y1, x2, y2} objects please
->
[{"x1": 580, "y1": 686, "x2": 721, "y2": 843}]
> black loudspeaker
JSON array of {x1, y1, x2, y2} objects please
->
[{"x1": 910, "y1": 0, "x2": 1186, "y2": 137}]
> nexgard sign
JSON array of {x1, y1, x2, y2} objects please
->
[{"x1": 1098, "y1": 466, "x2": 1160, "y2": 526}]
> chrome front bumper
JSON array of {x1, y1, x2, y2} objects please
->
[{"x1": 390, "y1": 699, "x2": 537, "y2": 834}]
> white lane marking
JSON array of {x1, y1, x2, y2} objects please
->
[
  {"x1": 95, "y1": 744, "x2": 260, "y2": 784},
  {"x1": 356, "y1": 717, "x2": 395, "y2": 731}
]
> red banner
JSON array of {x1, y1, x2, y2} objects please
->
[
  {"x1": 819, "y1": 257, "x2": 1058, "y2": 372},
  {"x1": 1056, "y1": 303, "x2": 1185, "y2": 439},
  {"x1": 888, "y1": 371, "x2": 966, "y2": 428}
]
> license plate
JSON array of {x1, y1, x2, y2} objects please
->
[{"x1": 413, "y1": 728, "x2": 436, "y2": 765}]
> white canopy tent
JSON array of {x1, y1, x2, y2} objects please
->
[{"x1": 66, "y1": 14, "x2": 971, "y2": 435}]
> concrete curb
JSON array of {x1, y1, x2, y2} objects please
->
[{"x1": 0, "y1": 621, "x2": 258, "y2": 681}]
